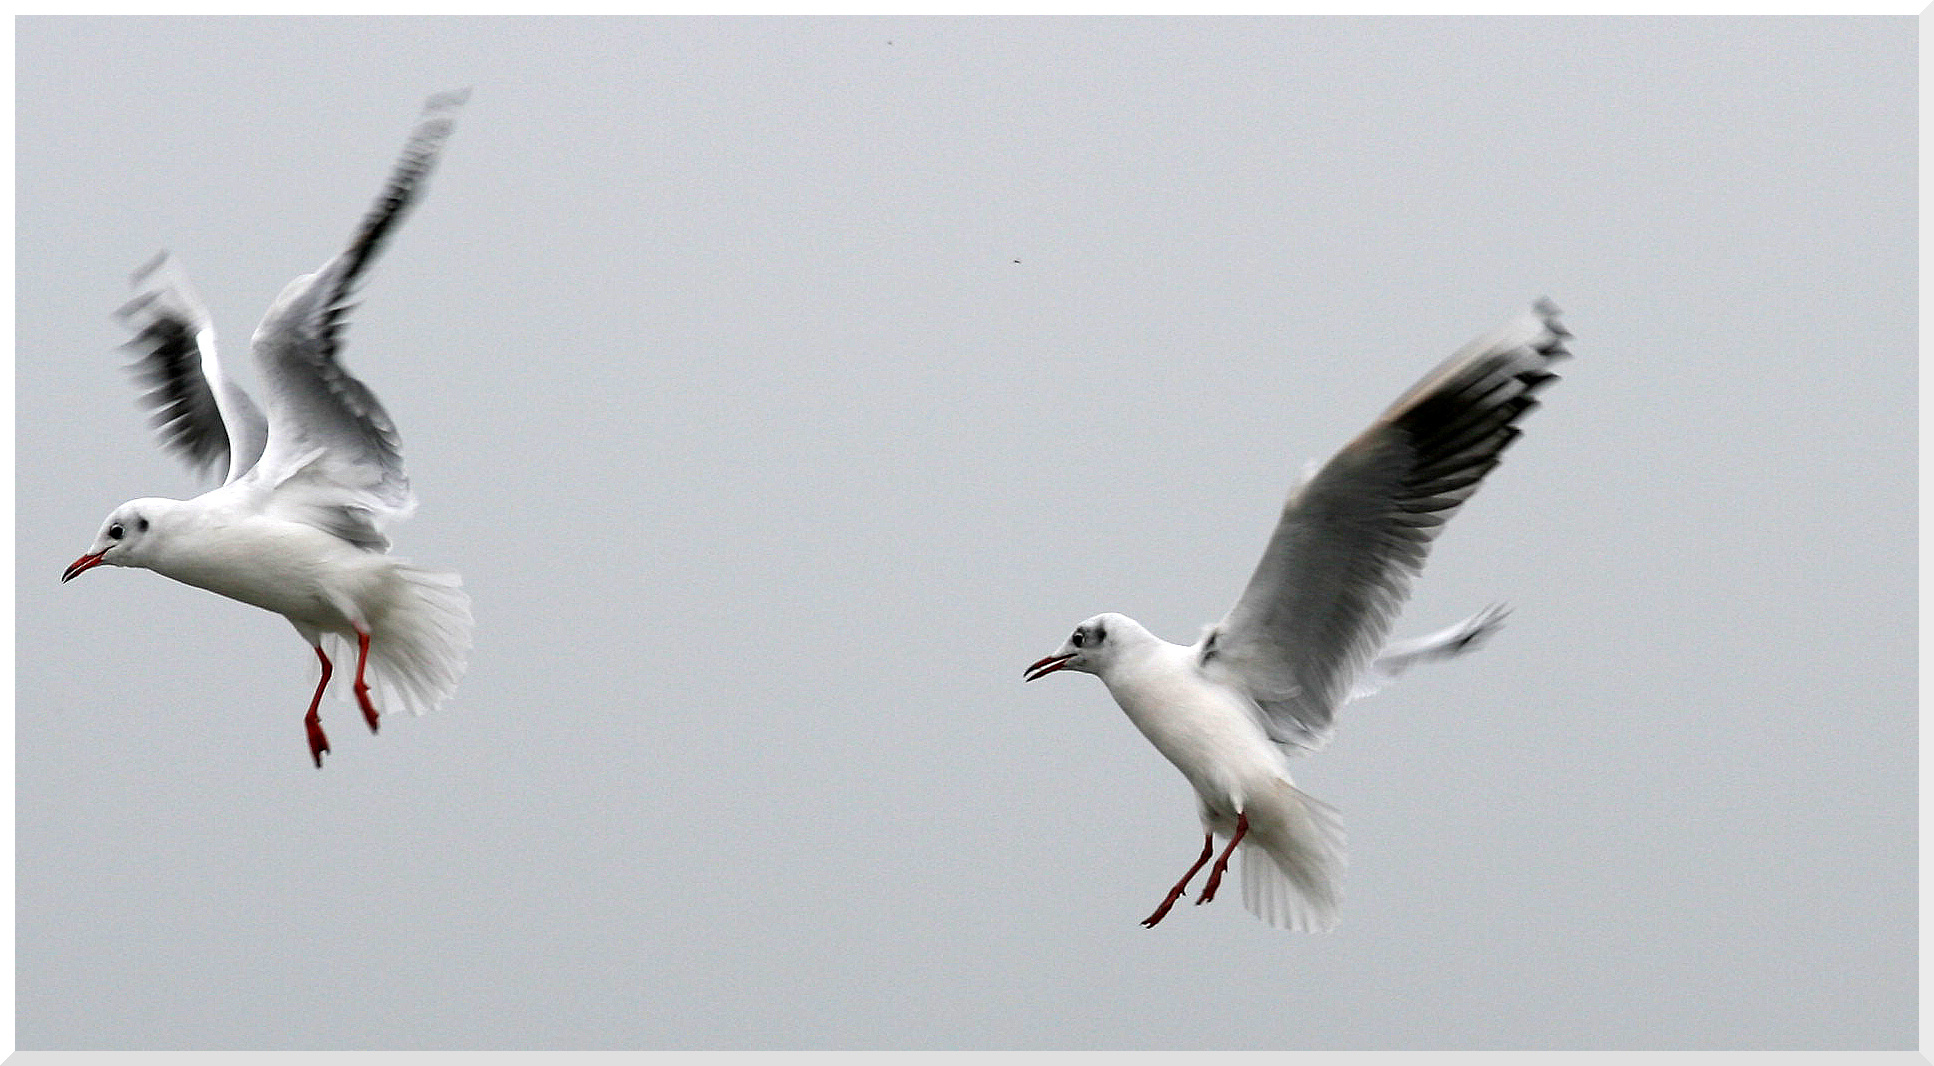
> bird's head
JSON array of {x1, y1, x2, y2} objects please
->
[
  {"x1": 1024, "y1": 612, "x2": 1145, "y2": 682},
  {"x1": 63, "y1": 498, "x2": 175, "y2": 582}
]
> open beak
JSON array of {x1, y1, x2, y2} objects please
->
[
  {"x1": 1024, "y1": 652, "x2": 1075, "y2": 682},
  {"x1": 62, "y1": 551, "x2": 106, "y2": 583}
]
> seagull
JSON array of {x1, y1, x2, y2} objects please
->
[
  {"x1": 1025, "y1": 300, "x2": 1568, "y2": 931},
  {"x1": 62, "y1": 91, "x2": 476, "y2": 768}
]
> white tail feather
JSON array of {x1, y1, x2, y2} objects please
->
[
  {"x1": 323, "y1": 561, "x2": 473, "y2": 718},
  {"x1": 1240, "y1": 780, "x2": 1347, "y2": 932}
]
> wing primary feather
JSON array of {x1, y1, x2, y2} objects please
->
[
  {"x1": 319, "y1": 89, "x2": 469, "y2": 359},
  {"x1": 114, "y1": 254, "x2": 270, "y2": 481}
]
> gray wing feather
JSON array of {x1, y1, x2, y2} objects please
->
[
  {"x1": 116, "y1": 252, "x2": 269, "y2": 484},
  {"x1": 1350, "y1": 602, "x2": 1509, "y2": 700},
  {"x1": 247, "y1": 90, "x2": 468, "y2": 522},
  {"x1": 1202, "y1": 301, "x2": 1568, "y2": 753}
]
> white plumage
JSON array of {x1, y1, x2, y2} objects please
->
[
  {"x1": 64, "y1": 92, "x2": 475, "y2": 767},
  {"x1": 1026, "y1": 301, "x2": 1568, "y2": 930}
]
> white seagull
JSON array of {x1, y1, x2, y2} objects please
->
[
  {"x1": 1025, "y1": 301, "x2": 1568, "y2": 931},
  {"x1": 63, "y1": 92, "x2": 476, "y2": 767}
]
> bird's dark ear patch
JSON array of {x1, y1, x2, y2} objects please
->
[
  {"x1": 1094, "y1": 623, "x2": 1108, "y2": 644},
  {"x1": 138, "y1": 517, "x2": 150, "y2": 533}
]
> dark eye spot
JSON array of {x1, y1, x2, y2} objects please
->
[
  {"x1": 1070, "y1": 629, "x2": 1086, "y2": 648},
  {"x1": 107, "y1": 523, "x2": 124, "y2": 541}
]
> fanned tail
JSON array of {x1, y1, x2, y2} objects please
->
[
  {"x1": 324, "y1": 560, "x2": 473, "y2": 718},
  {"x1": 1240, "y1": 779, "x2": 1347, "y2": 932}
]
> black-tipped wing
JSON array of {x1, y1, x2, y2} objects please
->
[
  {"x1": 1201, "y1": 301, "x2": 1569, "y2": 753},
  {"x1": 244, "y1": 90, "x2": 468, "y2": 531},
  {"x1": 116, "y1": 252, "x2": 269, "y2": 484},
  {"x1": 1349, "y1": 601, "x2": 1511, "y2": 700}
]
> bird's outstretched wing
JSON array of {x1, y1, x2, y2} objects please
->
[
  {"x1": 1349, "y1": 602, "x2": 1510, "y2": 701},
  {"x1": 1200, "y1": 301, "x2": 1568, "y2": 753},
  {"x1": 116, "y1": 252, "x2": 269, "y2": 484},
  {"x1": 241, "y1": 90, "x2": 469, "y2": 547}
]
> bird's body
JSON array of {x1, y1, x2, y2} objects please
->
[
  {"x1": 1096, "y1": 619, "x2": 1284, "y2": 820},
  {"x1": 116, "y1": 491, "x2": 466, "y2": 707},
  {"x1": 64, "y1": 92, "x2": 474, "y2": 766},
  {"x1": 114, "y1": 494, "x2": 372, "y2": 623},
  {"x1": 1027, "y1": 301, "x2": 1568, "y2": 931}
]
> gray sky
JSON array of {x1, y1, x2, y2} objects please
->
[{"x1": 16, "y1": 16, "x2": 1914, "y2": 1051}]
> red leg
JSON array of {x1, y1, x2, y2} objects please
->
[
  {"x1": 1142, "y1": 833, "x2": 1216, "y2": 928},
  {"x1": 1195, "y1": 812, "x2": 1250, "y2": 906},
  {"x1": 304, "y1": 645, "x2": 333, "y2": 768},
  {"x1": 351, "y1": 628, "x2": 379, "y2": 733}
]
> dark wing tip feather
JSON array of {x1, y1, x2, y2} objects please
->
[
  {"x1": 1375, "y1": 301, "x2": 1569, "y2": 542},
  {"x1": 113, "y1": 288, "x2": 164, "y2": 326},
  {"x1": 116, "y1": 289, "x2": 229, "y2": 476},
  {"x1": 1453, "y1": 602, "x2": 1513, "y2": 650},
  {"x1": 128, "y1": 250, "x2": 172, "y2": 287},
  {"x1": 114, "y1": 250, "x2": 271, "y2": 482},
  {"x1": 318, "y1": 92, "x2": 469, "y2": 358},
  {"x1": 425, "y1": 87, "x2": 472, "y2": 109}
]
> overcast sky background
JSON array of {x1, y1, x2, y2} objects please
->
[{"x1": 15, "y1": 16, "x2": 1914, "y2": 1051}]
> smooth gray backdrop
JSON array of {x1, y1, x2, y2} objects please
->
[{"x1": 16, "y1": 16, "x2": 1915, "y2": 1050}]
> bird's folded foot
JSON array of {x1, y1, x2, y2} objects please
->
[
  {"x1": 1145, "y1": 834, "x2": 1215, "y2": 927},
  {"x1": 1141, "y1": 891, "x2": 1187, "y2": 928},
  {"x1": 305, "y1": 714, "x2": 330, "y2": 768},
  {"x1": 351, "y1": 629, "x2": 378, "y2": 733},
  {"x1": 354, "y1": 683, "x2": 379, "y2": 734},
  {"x1": 1195, "y1": 869, "x2": 1226, "y2": 905},
  {"x1": 1197, "y1": 848, "x2": 1240, "y2": 904}
]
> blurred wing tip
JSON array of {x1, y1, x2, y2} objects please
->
[
  {"x1": 129, "y1": 250, "x2": 172, "y2": 286},
  {"x1": 1530, "y1": 297, "x2": 1572, "y2": 345},
  {"x1": 1463, "y1": 603, "x2": 1512, "y2": 642},
  {"x1": 425, "y1": 88, "x2": 472, "y2": 111},
  {"x1": 113, "y1": 290, "x2": 161, "y2": 323}
]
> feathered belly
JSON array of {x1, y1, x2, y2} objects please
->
[
  {"x1": 151, "y1": 518, "x2": 384, "y2": 630},
  {"x1": 1106, "y1": 668, "x2": 1289, "y2": 814}
]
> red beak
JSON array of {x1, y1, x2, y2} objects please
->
[
  {"x1": 1024, "y1": 653, "x2": 1076, "y2": 682},
  {"x1": 62, "y1": 551, "x2": 107, "y2": 583}
]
